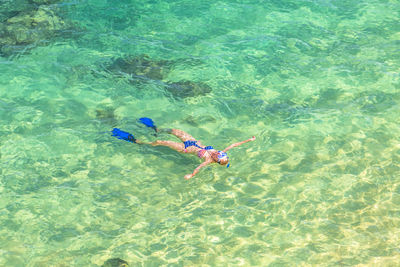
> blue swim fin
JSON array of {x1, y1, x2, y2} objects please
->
[
  {"x1": 111, "y1": 128, "x2": 136, "y2": 143},
  {"x1": 139, "y1": 117, "x2": 157, "y2": 133}
]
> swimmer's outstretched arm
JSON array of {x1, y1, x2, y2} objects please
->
[
  {"x1": 184, "y1": 160, "x2": 212, "y2": 180},
  {"x1": 223, "y1": 136, "x2": 256, "y2": 152}
]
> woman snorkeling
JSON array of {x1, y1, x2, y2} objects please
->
[{"x1": 112, "y1": 118, "x2": 255, "y2": 180}]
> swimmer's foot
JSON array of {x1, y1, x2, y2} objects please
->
[
  {"x1": 112, "y1": 128, "x2": 137, "y2": 143},
  {"x1": 138, "y1": 117, "x2": 158, "y2": 135}
]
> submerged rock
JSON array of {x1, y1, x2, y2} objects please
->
[
  {"x1": 0, "y1": 0, "x2": 31, "y2": 22},
  {"x1": 31, "y1": 0, "x2": 61, "y2": 4},
  {"x1": 101, "y1": 258, "x2": 129, "y2": 267},
  {"x1": 107, "y1": 55, "x2": 213, "y2": 99},
  {"x1": 96, "y1": 108, "x2": 115, "y2": 120},
  {"x1": 184, "y1": 114, "x2": 217, "y2": 126},
  {"x1": 107, "y1": 54, "x2": 172, "y2": 80},
  {"x1": 0, "y1": 4, "x2": 68, "y2": 56},
  {"x1": 166, "y1": 80, "x2": 212, "y2": 99},
  {"x1": 94, "y1": 105, "x2": 117, "y2": 126}
]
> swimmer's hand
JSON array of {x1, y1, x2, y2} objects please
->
[
  {"x1": 185, "y1": 161, "x2": 211, "y2": 180},
  {"x1": 250, "y1": 136, "x2": 256, "y2": 141},
  {"x1": 184, "y1": 174, "x2": 193, "y2": 180}
]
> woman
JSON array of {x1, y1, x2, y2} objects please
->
[
  {"x1": 111, "y1": 125, "x2": 255, "y2": 180},
  {"x1": 144, "y1": 128, "x2": 255, "y2": 179}
]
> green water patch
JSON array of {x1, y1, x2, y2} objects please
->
[{"x1": 1, "y1": 0, "x2": 400, "y2": 266}]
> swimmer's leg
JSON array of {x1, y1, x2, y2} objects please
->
[
  {"x1": 158, "y1": 128, "x2": 197, "y2": 143},
  {"x1": 150, "y1": 140, "x2": 185, "y2": 153}
]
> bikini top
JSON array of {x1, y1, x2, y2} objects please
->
[
  {"x1": 183, "y1": 140, "x2": 213, "y2": 150},
  {"x1": 183, "y1": 140, "x2": 230, "y2": 168}
]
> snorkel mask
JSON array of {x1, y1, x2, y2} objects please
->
[{"x1": 217, "y1": 151, "x2": 230, "y2": 168}]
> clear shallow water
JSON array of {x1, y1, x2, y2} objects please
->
[{"x1": 0, "y1": 0, "x2": 399, "y2": 266}]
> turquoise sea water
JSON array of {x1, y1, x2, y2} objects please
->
[{"x1": 1, "y1": 0, "x2": 400, "y2": 266}]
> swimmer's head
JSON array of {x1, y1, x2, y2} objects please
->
[
  {"x1": 218, "y1": 156, "x2": 229, "y2": 166},
  {"x1": 216, "y1": 151, "x2": 229, "y2": 167}
]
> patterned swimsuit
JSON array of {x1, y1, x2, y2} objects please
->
[
  {"x1": 197, "y1": 148, "x2": 210, "y2": 158},
  {"x1": 183, "y1": 140, "x2": 229, "y2": 167},
  {"x1": 183, "y1": 140, "x2": 214, "y2": 158}
]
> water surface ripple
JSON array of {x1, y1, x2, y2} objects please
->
[{"x1": 0, "y1": 0, "x2": 399, "y2": 266}]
